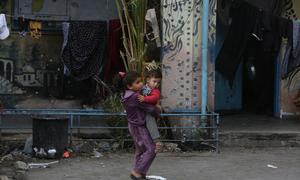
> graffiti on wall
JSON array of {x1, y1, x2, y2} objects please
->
[
  {"x1": 161, "y1": 0, "x2": 216, "y2": 111},
  {"x1": 280, "y1": 0, "x2": 299, "y2": 114}
]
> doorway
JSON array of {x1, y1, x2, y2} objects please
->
[{"x1": 242, "y1": 36, "x2": 275, "y2": 115}]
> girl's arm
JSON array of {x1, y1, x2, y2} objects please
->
[
  {"x1": 143, "y1": 89, "x2": 160, "y2": 105},
  {"x1": 134, "y1": 94, "x2": 160, "y2": 118}
]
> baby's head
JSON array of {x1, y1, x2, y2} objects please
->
[{"x1": 145, "y1": 69, "x2": 162, "y2": 89}]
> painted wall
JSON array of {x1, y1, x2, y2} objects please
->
[
  {"x1": 161, "y1": 0, "x2": 216, "y2": 138},
  {"x1": 0, "y1": 0, "x2": 123, "y2": 107},
  {"x1": 280, "y1": 0, "x2": 300, "y2": 116},
  {"x1": 161, "y1": 0, "x2": 216, "y2": 113}
]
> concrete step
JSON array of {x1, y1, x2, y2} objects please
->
[{"x1": 220, "y1": 131, "x2": 300, "y2": 148}]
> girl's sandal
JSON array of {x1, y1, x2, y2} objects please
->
[{"x1": 130, "y1": 174, "x2": 146, "y2": 180}]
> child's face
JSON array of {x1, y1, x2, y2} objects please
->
[
  {"x1": 147, "y1": 77, "x2": 161, "y2": 89},
  {"x1": 127, "y1": 77, "x2": 143, "y2": 92}
]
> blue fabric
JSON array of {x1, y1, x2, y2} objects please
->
[
  {"x1": 286, "y1": 21, "x2": 300, "y2": 77},
  {"x1": 141, "y1": 85, "x2": 152, "y2": 96}
]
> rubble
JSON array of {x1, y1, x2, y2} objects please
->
[
  {"x1": 98, "y1": 142, "x2": 111, "y2": 151},
  {"x1": 14, "y1": 170, "x2": 26, "y2": 180},
  {"x1": 14, "y1": 161, "x2": 28, "y2": 171},
  {"x1": 162, "y1": 143, "x2": 181, "y2": 153},
  {"x1": 1, "y1": 154, "x2": 13, "y2": 161},
  {"x1": 23, "y1": 136, "x2": 33, "y2": 155},
  {"x1": 111, "y1": 142, "x2": 120, "y2": 151},
  {"x1": 0, "y1": 176, "x2": 9, "y2": 180},
  {"x1": 91, "y1": 149, "x2": 103, "y2": 158}
]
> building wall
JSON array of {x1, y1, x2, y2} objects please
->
[
  {"x1": 280, "y1": 0, "x2": 300, "y2": 116},
  {"x1": 161, "y1": 0, "x2": 216, "y2": 113}
]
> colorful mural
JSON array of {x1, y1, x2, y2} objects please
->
[
  {"x1": 0, "y1": 0, "x2": 72, "y2": 108},
  {"x1": 280, "y1": 0, "x2": 300, "y2": 116}
]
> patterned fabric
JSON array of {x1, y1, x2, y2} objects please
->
[
  {"x1": 62, "y1": 21, "x2": 107, "y2": 81},
  {"x1": 141, "y1": 85, "x2": 152, "y2": 96}
]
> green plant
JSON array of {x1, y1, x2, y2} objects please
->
[
  {"x1": 102, "y1": 93, "x2": 128, "y2": 149},
  {"x1": 115, "y1": 0, "x2": 148, "y2": 75}
]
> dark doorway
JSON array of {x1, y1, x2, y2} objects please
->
[
  {"x1": 0, "y1": 61, "x2": 4, "y2": 77},
  {"x1": 242, "y1": 36, "x2": 275, "y2": 115}
]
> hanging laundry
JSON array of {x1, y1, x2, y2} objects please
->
[
  {"x1": 285, "y1": 20, "x2": 300, "y2": 77},
  {"x1": 0, "y1": 14, "x2": 10, "y2": 40},
  {"x1": 216, "y1": 1, "x2": 292, "y2": 85},
  {"x1": 103, "y1": 19, "x2": 124, "y2": 83},
  {"x1": 215, "y1": 1, "x2": 259, "y2": 84},
  {"x1": 145, "y1": 8, "x2": 161, "y2": 47},
  {"x1": 29, "y1": 21, "x2": 42, "y2": 39},
  {"x1": 61, "y1": 22, "x2": 70, "y2": 53},
  {"x1": 62, "y1": 21, "x2": 107, "y2": 81},
  {"x1": 145, "y1": 9, "x2": 161, "y2": 62},
  {"x1": 61, "y1": 22, "x2": 71, "y2": 76},
  {"x1": 18, "y1": 16, "x2": 29, "y2": 37}
]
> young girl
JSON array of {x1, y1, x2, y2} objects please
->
[
  {"x1": 138, "y1": 70, "x2": 162, "y2": 152},
  {"x1": 115, "y1": 71, "x2": 160, "y2": 180}
]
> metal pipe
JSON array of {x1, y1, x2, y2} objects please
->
[{"x1": 201, "y1": 0, "x2": 210, "y2": 116}]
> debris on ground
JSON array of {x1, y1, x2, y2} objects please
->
[
  {"x1": 23, "y1": 136, "x2": 33, "y2": 155},
  {"x1": 63, "y1": 151, "x2": 70, "y2": 158},
  {"x1": 146, "y1": 175, "x2": 167, "y2": 180},
  {"x1": 91, "y1": 149, "x2": 103, "y2": 158},
  {"x1": 98, "y1": 142, "x2": 112, "y2": 151},
  {"x1": 162, "y1": 143, "x2": 181, "y2": 153},
  {"x1": 28, "y1": 161, "x2": 59, "y2": 169},
  {"x1": 1, "y1": 154, "x2": 13, "y2": 161},
  {"x1": 111, "y1": 142, "x2": 120, "y2": 151},
  {"x1": 73, "y1": 141, "x2": 117, "y2": 156},
  {"x1": 14, "y1": 161, "x2": 29, "y2": 171},
  {"x1": 0, "y1": 176, "x2": 9, "y2": 180},
  {"x1": 267, "y1": 164, "x2": 278, "y2": 169}
]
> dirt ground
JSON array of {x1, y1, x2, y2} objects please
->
[{"x1": 26, "y1": 147, "x2": 300, "y2": 180}]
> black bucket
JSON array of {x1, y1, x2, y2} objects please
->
[{"x1": 32, "y1": 117, "x2": 69, "y2": 158}]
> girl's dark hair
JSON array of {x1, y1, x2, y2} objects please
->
[
  {"x1": 145, "y1": 69, "x2": 162, "y2": 79},
  {"x1": 113, "y1": 71, "x2": 140, "y2": 93}
]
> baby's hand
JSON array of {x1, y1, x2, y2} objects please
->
[
  {"x1": 156, "y1": 104, "x2": 162, "y2": 112},
  {"x1": 138, "y1": 95, "x2": 145, "y2": 102}
]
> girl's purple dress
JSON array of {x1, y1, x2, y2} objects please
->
[{"x1": 122, "y1": 90, "x2": 159, "y2": 174}]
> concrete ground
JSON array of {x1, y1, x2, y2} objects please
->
[
  {"x1": 26, "y1": 147, "x2": 300, "y2": 180},
  {"x1": 220, "y1": 114, "x2": 300, "y2": 133}
]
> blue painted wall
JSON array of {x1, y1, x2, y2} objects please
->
[{"x1": 214, "y1": 7, "x2": 242, "y2": 111}]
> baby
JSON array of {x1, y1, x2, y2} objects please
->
[{"x1": 138, "y1": 69, "x2": 162, "y2": 152}]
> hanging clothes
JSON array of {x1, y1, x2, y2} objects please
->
[
  {"x1": 103, "y1": 19, "x2": 124, "y2": 82},
  {"x1": 215, "y1": 1, "x2": 259, "y2": 84},
  {"x1": 61, "y1": 22, "x2": 71, "y2": 76},
  {"x1": 0, "y1": 14, "x2": 10, "y2": 40},
  {"x1": 62, "y1": 21, "x2": 107, "y2": 81},
  {"x1": 281, "y1": 20, "x2": 300, "y2": 78},
  {"x1": 18, "y1": 17, "x2": 29, "y2": 37},
  {"x1": 61, "y1": 22, "x2": 70, "y2": 53},
  {"x1": 216, "y1": 1, "x2": 292, "y2": 84},
  {"x1": 29, "y1": 21, "x2": 42, "y2": 39},
  {"x1": 287, "y1": 21, "x2": 300, "y2": 74}
]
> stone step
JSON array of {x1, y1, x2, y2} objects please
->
[{"x1": 220, "y1": 131, "x2": 300, "y2": 148}]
